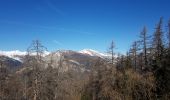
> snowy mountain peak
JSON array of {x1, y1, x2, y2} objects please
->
[
  {"x1": 0, "y1": 50, "x2": 50, "y2": 57},
  {"x1": 0, "y1": 50, "x2": 50, "y2": 61},
  {"x1": 0, "y1": 50, "x2": 27, "y2": 57},
  {"x1": 79, "y1": 49, "x2": 111, "y2": 58},
  {"x1": 0, "y1": 50, "x2": 27, "y2": 62},
  {"x1": 0, "y1": 49, "x2": 110, "y2": 61},
  {"x1": 79, "y1": 49, "x2": 100, "y2": 56}
]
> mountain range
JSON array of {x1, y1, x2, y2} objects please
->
[
  {"x1": 0, "y1": 49, "x2": 111, "y2": 72},
  {"x1": 0, "y1": 49, "x2": 110, "y2": 61}
]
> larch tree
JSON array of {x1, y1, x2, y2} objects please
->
[
  {"x1": 108, "y1": 40, "x2": 115, "y2": 66},
  {"x1": 139, "y1": 26, "x2": 149, "y2": 68},
  {"x1": 124, "y1": 51, "x2": 132, "y2": 69},
  {"x1": 152, "y1": 17, "x2": 164, "y2": 62},
  {"x1": 152, "y1": 17, "x2": 167, "y2": 98},
  {"x1": 27, "y1": 40, "x2": 47, "y2": 100},
  {"x1": 168, "y1": 19, "x2": 170, "y2": 49},
  {"x1": 130, "y1": 41, "x2": 140, "y2": 71},
  {"x1": 0, "y1": 62, "x2": 8, "y2": 100}
]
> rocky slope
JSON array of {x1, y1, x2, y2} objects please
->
[{"x1": 0, "y1": 49, "x2": 111, "y2": 72}]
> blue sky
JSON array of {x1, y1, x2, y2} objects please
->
[{"x1": 0, "y1": 0, "x2": 170, "y2": 53}]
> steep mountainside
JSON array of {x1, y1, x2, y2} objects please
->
[
  {"x1": 0, "y1": 55, "x2": 22, "y2": 70},
  {"x1": 46, "y1": 50, "x2": 103, "y2": 72}
]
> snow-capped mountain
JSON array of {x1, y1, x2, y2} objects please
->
[
  {"x1": 79, "y1": 49, "x2": 111, "y2": 58},
  {"x1": 0, "y1": 49, "x2": 110, "y2": 69},
  {"x1": 0, "y1": 50, "x2": 26, "y2": 61},
  {"x1": 0, "y1": 50, "x2": 27, "y2": 57},
  {"x1": 0, "y1": 49, "x2": 110, "y2": 59},
  {"x1": 0, "y1": 49, "x2": 111, "y2": 72},
  {"x1": 46, "y1": 49, "x2": 104, "y2": 72},
  {"x1": 0, "y1": 50, "x2": 50, "y2": 61}
]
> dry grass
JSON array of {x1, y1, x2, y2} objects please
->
[{"x1": 82, "y1": 67, "x2": 156, "y2": 100}]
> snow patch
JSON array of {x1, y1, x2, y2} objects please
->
[
  {"x1": 79, "y1": 49, "x2": 111, "y2": 58},
  {"x1": 69, "y1": 60, "x2": 80, "y2": 65}
]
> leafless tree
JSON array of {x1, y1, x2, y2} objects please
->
[
  {"x1": 0, "y1": 62, "x2": 7, "y2": 100},
  {"x1": 168, "y1": 19, "x2": 170, "y2": 49},
  {"x1": 107, "y1": 40, "x2": 115, "y2": 66},
  {"x1": 139, "y1": 26, "x2": 150, "y2": 67},
  {"x1": 152, "y1": 17, "x2": 164, "y2": 61},
  {"x1": 130, "y1": 41, "x2": 139, "y2": 71},
  {"x1": 27, "y1": 40, "x2": 47, "y2": 61},
  {"x1": 27, "y1": 40, "x2": 47, "y2": 100}
]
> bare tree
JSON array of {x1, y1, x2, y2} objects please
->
[
  {"x1": 0, "y1": 62, "x2": 7, "y2": 100},
  {"x1": 130, "y1": 41, "x2": 139, "y2": 71},
  {"x1": 151, "y1": 18, "x2": 168, "y2": 98},
  {"x1": 140, "y1": 26, "x2": 149, "y2": 67},
  {"x1": 27, "y1": 40, "x2": 47, "y2": 100},
  {"x1": 108, "y1": 40, "x2": 115, "y2": 66},
  {"x1": 152, "y1": 17, "x2": 164, "y2": 61},
  {"x1": 27, "y1": 40, "x2": 47, "y2": 61},
  {"x1": 124, "y1": 51, "x2": 132, "y2": 69},
  {"x1": 168, "y1": 19, "x2": 170, "y2": 49}
]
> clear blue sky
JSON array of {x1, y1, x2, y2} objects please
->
[{"x1": 0, "y1": 0, "x2": 170, "y2": 53}]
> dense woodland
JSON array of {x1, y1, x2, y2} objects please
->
[{"x1": 0, "y1": 17, "x2": 170, "y2": 100}]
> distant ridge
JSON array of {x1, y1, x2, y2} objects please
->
[{"x1": 0, "y1": 49, "x2": 110, "y2": 58}]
